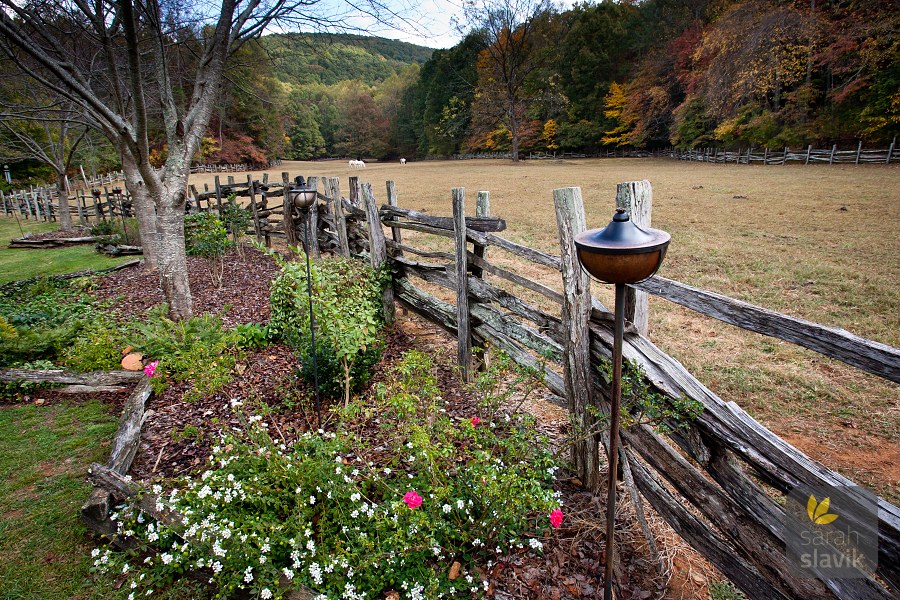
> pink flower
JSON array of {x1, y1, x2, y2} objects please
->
[
  {"x1": 403, "y1": 491, "x2": 423, "y2": 509},
  {"x1": 470, "y1": 417, "x2": 480, "y2": 427},
  {"x1": 549, "y1": 508, "x2": 564, "y2": 529},
  {"x1": 144, "y1": 360, "x2": 159, "y2": 378}
]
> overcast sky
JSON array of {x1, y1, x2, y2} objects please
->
[{"x1": 312, "y1": 0, "x2": 468, "y2": 49}]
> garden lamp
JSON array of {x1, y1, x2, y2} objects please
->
[
  {"x1": 289, "y1": 179, "x2": 322, "y2": 429},
  {"x1": 574, "y1": 208, "x2": 670, "y2": 600}
]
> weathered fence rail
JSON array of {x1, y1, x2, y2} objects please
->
[{"x1": 284, "y1": 173, "x2": 900, "y2": 599}]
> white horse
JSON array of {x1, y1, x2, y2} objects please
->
[
  {"x1": 349, "y1": 159, "x2": 366, "y2": 169},
  {"x1": 400, "y1": 158, "x2": 406, "y2": 165}
]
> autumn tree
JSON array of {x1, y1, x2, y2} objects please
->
[
  {"x1": 467, "y1": 0, "x2": 555, "y2": 161},
  {"x1": 0, "y1": 0, "x2": 400, "y2": 319}
]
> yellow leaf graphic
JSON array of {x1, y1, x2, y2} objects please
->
[
  {"x1": 814, "y1": 497, "x2": 832, "y2": 520},
  {"x1": 815, "y1": 513, "x2": 839, "y2": 525},
  {"x1": 807, "y1": 495, "x2": 818, "y2": 522}
]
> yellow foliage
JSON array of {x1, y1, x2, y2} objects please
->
[
  {"x1": 542, "y1": 119, "x2": 559, "y2": 151},
  {"x1": 601, "y1": 82, "x2": 636, "y2": 146}
]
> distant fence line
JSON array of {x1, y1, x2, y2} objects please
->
[
  {"x1": 190, "y1": 159, "x2": 282, "y2": 173},
  {"x1": 668, "y1": 139, "x2": 898, "y2": 165}
]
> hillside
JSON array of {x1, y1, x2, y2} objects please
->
[{"x1": 263, "y1": 33, "x2": 434, "y2": 86}]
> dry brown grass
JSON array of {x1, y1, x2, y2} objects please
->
[{"x1": 193, "y1": 158, "x2": 900, "y2": 502}]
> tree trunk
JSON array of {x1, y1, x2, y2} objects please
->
[
  {"x1": 56, "y1": 172, "x2": 72, "y2": 229},
  {"x1": 121, "y1": 156, "x2": 159, "y2": 270},
  {"x1": 510, "y1": 117, "x2": 520, "y2": 162},
  {"x1": 155, "y1": 201, "x2": 192, "y2": 320}
]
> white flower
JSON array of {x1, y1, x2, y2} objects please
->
[
  {"x1": 244, "y1": 566, "x2": 253, "y2": 583},
  {"x1": 350, "y1": 492, "x2": 361, "y2": 502},
  {"x1": 161, "y1": 553, "x2": 173, "y2": 565},
  {"x1": 309, "y1": 495, "x2": 316, "y2": 505},
  {"x1": 529, "y1": 538, "x2": 543, "y2": 550},
  {"x1": 259, "y1": 555, "x2": 267, "y2": 564},
  {"x1": 442, "y1": 504, "x2": 451, "y2": 514},
  {"x1": 261, "y1": 543, "x2": 270, "y2": 553},
  {"x1": 457, "y1": 500, "x2": 465, "y2": 510},
  {"x1": 91, "y1": 549, "x2": 100, "y2": 558},
  {"x1": 261, "y1": 589, "x2": 272, "y2": 600},
  {"x1": 283, "y1": 567, "x2": 294, "y2": 580}
]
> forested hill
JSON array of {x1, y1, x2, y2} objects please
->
[{"x1": 262, "y1": 33, "x2": 434, "y2": 86}]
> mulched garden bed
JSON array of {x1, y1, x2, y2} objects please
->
[
  {"x1": 78, "y1": 247, "x2": 708, "y2": 599},
  {"x1": 13, "y1": 226, "x2": 94, "y2": 242}
]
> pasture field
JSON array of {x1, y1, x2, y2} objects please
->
[{"x1": 194, "y1": 158, "x2": 900, "y2": 501}]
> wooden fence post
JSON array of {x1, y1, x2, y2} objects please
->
[
  {"x1": 616, "y1": 181, "x2": 652, "y2": 336},
  {"x1": 247, "y1": 175, "x2": 262, "y2": 243},
  {"x1": 349, "y1": 176, "x2": 360, "y2": 207},
  {"x1": 385, "y1": 180, "x2": 402, "y2": 257},
  {"x1": 805, "y1": 144, "x2": 812, "y2": 165},
  {"x1": 328, "y1": 177, "x2": 350, "y2": 257},
  {"x1": 452, "y1": 188, "x2": 473, "y2": 382},
  {"x1": 887, "y1": 137, "x2": 894, "y2": 164},
  {"x1": 361, "y1": 183, "x2": 394, "y2": 326},
  {"x1": 306, "y1": 176, "x2": 321, "y2": 259},
  {"x1": 829, "y1": 144, "x2": 837, "y2": 164},
  {"x1": 473, "y1": 191, "x2": 491, "y2": 371},
  {"x1": 856, "y1": 140, "x2": 863, "y2": 164},
  {"x1": 281, "y1": 172, "x2": 299, "y2": 251},
  {"x1": 553, "y1": 186, "x2": 600, "y2": 491},
  {"x1": 214, "y1": 176, "x2": 223, "y2": 217}
]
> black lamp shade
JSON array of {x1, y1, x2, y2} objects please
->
[{"x1": 574, "y1": 209, "x2": 670, "y2": 284}]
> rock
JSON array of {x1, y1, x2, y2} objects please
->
[
  {"x1": 449, "y1": 561, "x2": 462, "y2": 580},
  {"x1": 121, "y1": 352, "x2": 144, "y2": 371},
  {"x1": 34, "y1": 399, "x2": 46, "y2": 406}
]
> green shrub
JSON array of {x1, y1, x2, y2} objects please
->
[
  {"x1": 297, "y1": 338, "x2": 383, "y2": 400},
  {"x1": 90, "y1": 217, "x2": 139, "y2": 245},
  {"x1": 130, "y1": 306, "x2": 243, "y2": 401},
  {"x1": 0, "y1": 278, "x2": 97, "y2": 366},
  {"x1": 221, "y1": 195, "x2": 252, "y2": 248},
  {"x1": 185, "y1": 212, "x2": 231, "y2": 287},
  {"x1": 233, "y1": 322, "x2": 272, "y2": 350},
  {"x1": 269, "y1": 255, "x2": 387, "y2": 406},
  {"x1": 93, "y1": 350, "x2": 561, "y2": 599},
  {"x1": 60, "y1": 312, "x2": 130, "y2": 372}
]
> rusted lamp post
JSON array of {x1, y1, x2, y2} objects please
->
[
  {"x1": 289, "y1": 179, "x2": 322, "y2": 429},
  {"x1": 574, "y1": 208, "x2": 670, "y2": 600}
]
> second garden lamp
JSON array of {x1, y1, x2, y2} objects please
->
[{"x1": 574, "y1": 207, "x2": 670, "y2": 600}]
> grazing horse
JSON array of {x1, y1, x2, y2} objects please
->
[{"x1": 400, "y1": 158, "x2": 406, "y2": 165}]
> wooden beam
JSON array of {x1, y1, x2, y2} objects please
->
[
  {"x1": 632, "y1": 276, "x2": 900, "y2": 383},
  {"x1": 362, "y1": 183, "x2": 394, "y2": 325},
  {"x1": 615, "y1": 181, "x2": 652, "y2": 336}
]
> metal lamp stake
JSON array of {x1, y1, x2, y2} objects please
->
[
  {"x1": 574, "y1": 208, "x2": 670, "y2": 600},
  {"x1": 291, "y1": 180, "x2": 322, "y2": 430}
]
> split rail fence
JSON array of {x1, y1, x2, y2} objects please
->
[
  {"x1": 270, "y1": 172, "x2": 900, "y2": 599},
  {"x1": 668, "y1": 139, "x2": 898, "y2": 165}
]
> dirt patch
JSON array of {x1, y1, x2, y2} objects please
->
[
  {"x1": 780, "y1": 430, "x2": 900, "y2": 490},
  {"x1": 16, "y1": 226, "x2": 93, "y2": 242}
]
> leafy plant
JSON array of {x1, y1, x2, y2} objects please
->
[
  {"x1": 130, "y1": 305, "x2": 243, "y2": 401},
  {"x1": 233, "y1": 322, "x2": 272, "y2": 349},
  {"x1": 596, "y1": 358, "x2": 704, "y2": 434},
  {"x1": 708, "y1": 580, "x2": 747, "y2": 600},
  {"x1": 0, "y1": 278, "x2": 98, "y2": 366},
  {"x1": 221, "y1": 195, "x2": 252, "y2": 254},
  {"x1": 269, "y1": 253, "x2": 387, "y2": 406},
  {"x1": 60, "y1": 312, "x2": 130, "y2": 372},
  {"x1": 93, "y1": 351, "x2": 562, "y2": 599},
  {"x1": 297, "y1": 338, "x2": 383, "y2": 400},
  {"x1": 185, "y1": 211, "x2": 232, "y2": 288}
]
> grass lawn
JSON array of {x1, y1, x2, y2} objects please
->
[
  {"x1": 0, "y1": 218, "x2": 131, "y2": 284},
  {"x1": 0, "y1": 398, "x2": 119, "y2": 600}
]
